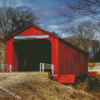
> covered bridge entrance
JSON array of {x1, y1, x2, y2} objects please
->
[{"x1": 13, "y1": 39, "x2": 51, "y2": 71}]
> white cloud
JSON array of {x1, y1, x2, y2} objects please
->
[
  {"x1": 61, "y1": 33, "x2": 73, "y2": 38},
  {"x1": 39, "y1": 24, "x2": 44, "y2": 27},
  {"x1": 47, "y1": 25, "x2": 59, "y2": 30},
  {"x1": 95, "y1": 33, "x2": 100, "y2": 41},
  {"x1": 97, "y1": 36, "x2": 100, "y2": 41},
  {"x1": 74, "y1": 16, "x2": 91, "y2": 23},
  {"x1": 47, "y1": 24, "x2": 68, "y2": 30}
]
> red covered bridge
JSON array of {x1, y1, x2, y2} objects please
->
[{"x1": 4, "y1": 24, "x2": 88, "y2": 83}]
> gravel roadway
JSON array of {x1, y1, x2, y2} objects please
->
[{"x1": 0, "y1": 72, "x2": 49, "y2": 88}]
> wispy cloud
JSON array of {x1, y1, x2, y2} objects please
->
[
  {"x1": 74, "y1": 16, "x2": 92, "y2": 23},
  {"x1": 61, "y1": 33, "x2": 73, "y2": 38}
]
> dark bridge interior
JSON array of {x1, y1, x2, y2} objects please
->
[{"x1": 13, "y1": 39, "x2": 51, "y2": 71}]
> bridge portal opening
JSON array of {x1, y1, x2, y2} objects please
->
[{"x1": 13, "y1": 39, "x2": 51, "y2": 71}]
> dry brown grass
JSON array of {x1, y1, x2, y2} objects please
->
[
  {"x1": 0, "y1": 72, "x2": 99, "y2": 100},
  {"x1": 88, "y1": 62, "x2": 97, "y2": 69},
  {"x1": 73, "y1": 73, "x2": 100, "y2": 100},
  {"x1": 0, "y1": 89, "x2": 18, "y2": 100}
]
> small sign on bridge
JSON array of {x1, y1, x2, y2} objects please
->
[{"x1": 14, "y1": 35, "x2": 49, "y2": 39}]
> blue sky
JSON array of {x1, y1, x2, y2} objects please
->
[{"x1": 0, "y1": 0, "x2": 100, "y2": 40}]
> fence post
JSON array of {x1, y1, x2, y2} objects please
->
[
  {"x1": 42, "y1": 63, "x2": 44, "y2": 72},
  {"x1": 40, "y1": 62, "x2": 41, "y2": 72},
  {"x1": 52, "y1": 65, "x2": 54, "y2": 75},
  {"x1": 9, "y1": 65, "x2": 12, "y2": 72},
  {"x1": 6, "y1": 65, "x2": 8, "y2": 72}
]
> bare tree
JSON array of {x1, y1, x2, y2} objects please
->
[
  {"x1": 0, "y1": 4, "x2": 38, "y2": 64},
  {"x1": 93, "y1": 48, "x2": 100, "y2": 62},
  {"x1": 90, "y1": 40, "x2": 100, "y2": 60},
  {"x1": 91, "y1": 40, "x2": 100, "y2": 54},
  {"x1": 64, "y1": 21, "x2": 96, "y2": 52},
  {"x1": 51, "y1": 31, "x2": 59, "y2": 36},
  {"x1": 0, "y1": 5, "x2": 38, "y2": 40},
  {"x1": 66, "y1": 0, "x2": 100, "y2": 21}
]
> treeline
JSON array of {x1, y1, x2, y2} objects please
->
[
  {"x1": 90, "y1": 48, "x2": 100, "y2": 62},
  {"x1": 64, "y1": 37, "x2": 100, "y2": 62}
]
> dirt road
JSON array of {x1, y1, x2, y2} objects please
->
[{"x1": 0, "y1": 72, "x2": 49, "y2": 87}]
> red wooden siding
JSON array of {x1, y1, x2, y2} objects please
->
[
  {"x1": 6, "y1": 38, "x2": 15, "y2": 71},
  {"x1": 50, "y1": 37, "x2": 59, "y2": 80},
  {"x1": 71, "y1": 48, "x2": 75, "y2": 74},
  {"x1": 18, "y1": 27, "x2": 46, "y2": 36},
  {"x1": 14, "y1": 48, "x2": 18, "y2": 71},
  {"x1": 58, "y1": 41, "x2": 75, "y2": 75},
  {"x1": 58, "y1": 41, "x2": 63, "y2": 74},
  {"x1": 83, "y1": 54, "x2": 88, "y2": 74},
  {"x1": 58, "y1": 41, "x2": 88, "y2": 76},
  {"x1": 63, "y1": 44, "x2": 67, "y2": 74}
]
